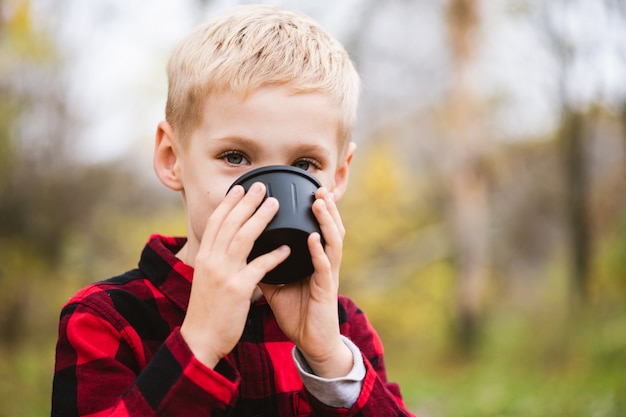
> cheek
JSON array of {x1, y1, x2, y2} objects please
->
[
  {"x1": 187, "y1": 190, "x2": 218, "y2": 229},
  {"x1": 315, "y1": 171, "x2": 336, "y2": 190}
]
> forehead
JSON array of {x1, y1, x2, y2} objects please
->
[{"x1": 196, "y1": 86, "x2": 342, "y2": 148}]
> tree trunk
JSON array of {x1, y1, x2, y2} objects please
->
[
  {"x1": 446, "y1": 0, "x2": 489, "y2": 352},
  {"x1": 562, "y1": 108, "x2": 589, "y2": 304}
]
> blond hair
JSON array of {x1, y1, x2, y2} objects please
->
[{"x1": 165, "y1": 4, "x2": 360, "y2": 147}]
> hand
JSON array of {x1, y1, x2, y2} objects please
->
[
  {"x1": 180, "y1": 183, "x2": 291, "y2": 368},
  {"x1": 259, "y1": 187, "x2": 353, "y2": 378}
]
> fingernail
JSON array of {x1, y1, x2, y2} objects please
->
[
  {"x1": 251, "y1": 182, "x2": 263, "y2": 194},
  {"x1": 230, "y1": 185, "x2": 243, "y2": 196},
  {"x1": 262, "y1": 198, "x2": 277, "y2": 210}
]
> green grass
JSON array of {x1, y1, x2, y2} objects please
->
[
  {"x1": 389, "y1": 305, "x2": 626, "y2": 417},
  {"x1": 2, "y1": 300, "x2": 625, "y2": 417},
  {"x1": 2, "y1": 219, "x2": 625, "y2": 417}
]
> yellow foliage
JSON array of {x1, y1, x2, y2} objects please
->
[
  {"x1": 340, "y1": 139, "x2": 448, "y2": 286},
  {"x1": 589, "y1": 218, "x2": 626, "y2": 306},
  {"x1": 0, "y1": 0, "x2": 55, "y2": 68},
  {"x1": 337, "y1": 140, "x2": 456, "y2": 362},
  {"x1": 6, "y1": 0, "x2": 33, "y2": 36}
]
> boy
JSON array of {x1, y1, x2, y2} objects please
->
[{"x1": 52, "y1": 4, "x2": 415, "y2": 417}]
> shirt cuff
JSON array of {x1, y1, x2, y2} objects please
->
[{"x1": 292, "y1": 335, "x2": 366, "y2": 408}]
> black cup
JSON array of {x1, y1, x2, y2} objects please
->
[{"x1": 228, "y1": 165, "x2": 323, "y2": 284}]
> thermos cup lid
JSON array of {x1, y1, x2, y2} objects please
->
[{"x1": 228, "y1": 165, "x2": 323, "y2": 284}]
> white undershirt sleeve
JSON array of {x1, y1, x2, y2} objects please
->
[{"x1": 292, "y1": 335, "x2": 366, "y2": 408}]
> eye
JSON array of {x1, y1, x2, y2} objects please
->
[
  {"x1": 219, "y1": 150, "x2": 249, "y2": 166},
  {"x1": 292, "y1": 158, "x2": 321, "y2": 172}
]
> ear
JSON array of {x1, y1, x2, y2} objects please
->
[
  {"x1": 154, "y1": 120, "x2": 184, "y2": 191},
  {"x1": 330, "y1": 142, "x2": 357, "y2": 202}
]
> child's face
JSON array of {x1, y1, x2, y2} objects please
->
[{"x1": 155, "y1": 86, "x2": 354, "y2": 263}]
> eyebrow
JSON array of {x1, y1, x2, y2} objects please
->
[
  {"x1": 292, "y1": 143, "x2": 332, "y2": 159},
  {"x1": 213, "y1": 136, "x2": 261, "y2": 150},
  {"x1": 213, "y1": 136, "x2": 332, "y2": 159}
]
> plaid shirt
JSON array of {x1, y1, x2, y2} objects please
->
[{"x1": 52, "y1": 234, "x2": 414, "y2": 417}]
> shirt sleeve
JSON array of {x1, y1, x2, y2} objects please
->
[
  {"x1": 52, "y1": 297, "x2": 240, "y2": 417},
  {"x1": 292, "y1": 335, "x2": 365, "y2": 408},
  {"x1": 299, "y1": 297, "x2": 417, "y2": 417}
]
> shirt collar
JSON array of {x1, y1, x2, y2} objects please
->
[
  {"x1": 138, "y1": 234, "x2": 268, "y2": 311},
  {"x1": 139, "y1": 234, "x2": 193, "y2": 311}
]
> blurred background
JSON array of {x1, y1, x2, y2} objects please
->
[{"x1": 1, "y1": 0, "x2": 625, "y2": 415}]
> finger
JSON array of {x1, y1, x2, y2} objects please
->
[
  {"x1": 198, "y1": 184, "x2": 245, "y2": 254},
  {"x1": 211, "y1": 182, "x2": 270, "y2": 255},
  {"x1": 245, "y1": 244, "x2": 291, "y2": 286},
  {"x1": 226, "y1": 196, "x2": 281, "y2": 259},
  {"x1": 312, "y1": 197, "x2": 344, "y2": 269},
  {"x1": 307, "y1": 232, "x2": 334, "y2": 288},
  {"x1": 312, "y1": 197, "x2": 341, "y2": 247},
  {"x1": 319, "y1": 188, "x2": 345, "y2": 238}
]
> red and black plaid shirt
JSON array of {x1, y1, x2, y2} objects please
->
[{"x1": 52, "y1": 234, "x2": 414, "y2": 417}]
